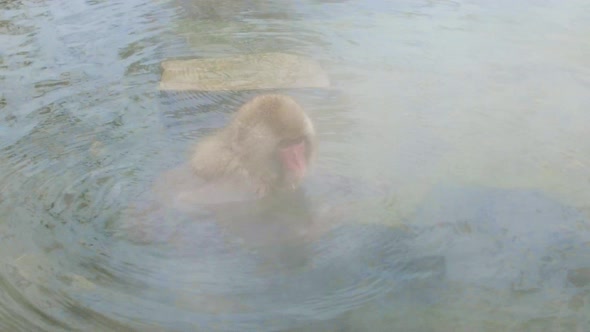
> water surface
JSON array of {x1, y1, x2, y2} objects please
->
[{"x1": 1, "y1": 0, "x2": 589, "y2": 331}]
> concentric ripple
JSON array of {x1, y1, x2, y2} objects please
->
[{"x1": 2, "y1": 0, "x2": 590, "y2": 331}]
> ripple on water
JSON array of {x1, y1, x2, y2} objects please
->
[
  {"x1": 3, "y1": 0, "x2": 589, "y2": 329},
  {"x1": 1, "y1": 84, "x2": 416, "y2": 331},
  {"x1": 65, "y1": 222, "x2": 444, "y2": 331}
]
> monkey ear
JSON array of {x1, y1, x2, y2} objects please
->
[
  {"x1": 228, "y1": 123, "x2": 247, "y2": 152},
  {"x1": 232, "y1": 118, "x2": 253, "y2": 140}
]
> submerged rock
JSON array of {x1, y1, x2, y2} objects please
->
[
  {"x1": 410, "y1": 184, "x2": 590, "y2": 294},
  {"x1": 159, "y1": 53, "x2": 330, "y2": 92}
]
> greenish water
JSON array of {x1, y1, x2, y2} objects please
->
[{"x1": 1, "y1": 0, "x2": 589, "y2": 331}]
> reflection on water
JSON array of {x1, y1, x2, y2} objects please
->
[{"x1": 1, "y1": 0, "x2": 589, "y2": 330}]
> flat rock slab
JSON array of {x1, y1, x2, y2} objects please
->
[{"x1": 159, "y1": 53, "x2": 330, "y2": 91}]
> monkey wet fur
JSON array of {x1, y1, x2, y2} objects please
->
[
  {"x1": 189, "y1": 94, "x2": 316, "y2": 197},
  {"x1": 149, "y1": 94, "x2": 317, "y2": 213},
  {"x1": 123, "y1": 94, "x2": 323, "y2": 251}
]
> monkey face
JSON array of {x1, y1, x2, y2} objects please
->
[{"x1": 278, "y1": 138, "x2": 308, "y2": 188}]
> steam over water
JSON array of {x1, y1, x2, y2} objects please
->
[{"x1": 1, "y1": 0, "x2": 589, "y2": 331}]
